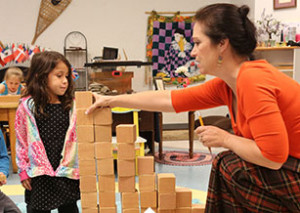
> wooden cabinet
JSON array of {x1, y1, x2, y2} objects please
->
[{"x1": 254, "y1": 47, "x2": 300, "y2": 83}]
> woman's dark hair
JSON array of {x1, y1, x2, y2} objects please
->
[
  {"x1": 23, "y1": 51, "x2": 74, "y2": 116},
  {"x1": 194, "y1": 3, "x2": 257, "y2": 58}
]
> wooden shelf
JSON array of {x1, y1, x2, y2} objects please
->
[{"x1": 256, "y1": 46, "x2": 299, "y2": 51}]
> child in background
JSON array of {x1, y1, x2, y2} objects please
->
[
  {"x1": 0, "y1": 67, "x2": 24, "y2": 95},
  {"x1": 0, "y1": 130, "x2": 21, "y2": 213},
  {"x1": 15, "y1": 51, "x2": 80, "y2": 213}
]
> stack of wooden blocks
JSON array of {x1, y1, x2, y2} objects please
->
[{"x1": 75, "y1": 91, "x2": 205, "y2": 213}]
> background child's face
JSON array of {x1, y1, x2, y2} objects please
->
[
  {"x1": 6, "y1": 75, "x2": 21, "y2": 93},
  {"x1": 47, "y1": 61, "x2": 69, "y2": 103}
]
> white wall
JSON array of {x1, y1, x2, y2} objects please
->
[{"x1": 0, "y1": 0, "x2": 258, "y2": 123}]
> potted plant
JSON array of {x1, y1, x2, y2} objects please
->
[{"x1": 256, "y1": 9, "x2": 281, "y2": 46}]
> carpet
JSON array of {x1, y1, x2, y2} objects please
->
[{"x1": 154, "y1": 151, "x2": 215, "y2": 166}]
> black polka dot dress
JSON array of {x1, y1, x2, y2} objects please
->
[{"x1": 25, "y1": 104, "x2": 80, "y2": 210}]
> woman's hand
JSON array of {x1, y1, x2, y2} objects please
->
[
  {"x1": 195, "y1": 125, "x2": 231, "y2": 149},
  {"x1": 85, "y1": 93, "x2": 111, "y2": 114},
  {"x1": 21, "y1": 178, "x2": 32, "y2": 190}
]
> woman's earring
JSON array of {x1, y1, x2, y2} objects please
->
[{"x1": 217, "y1": 55, "x2": 223, "y2": 66}]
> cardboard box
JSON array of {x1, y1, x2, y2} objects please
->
[
  {"x1": 75, "y1": 91, "x2": 93, "y2": 108},
  {"x1": 118, "y1": 176, "x2": 136, "y2": 192},
  {"x1": 137, "y1": 156, "x2": 154, "y2": 175},
  {"x1": 100, "y1": 207, "x2": 117, "y2": 213},
  {"x1": 157, "y1": 209, "x2": 176, "y2": 213},
  {"x1": 81, "y1": 192, "x2": 98, "y2": 208},
  {"x1": 78, "y1": 143, "x2": 95, "y2": 160},
  {"x1": 191, "y1": 204, "x2": 205, "y2": 213},
  {"x1": 121, "y1": 192, "x2": 139, "y2": 209},
  {"x1": 140, "y1": 191, "x2": 157, "y2": 208},
  {"x1": 116, "y1": 124, "x2": 136, "y2": 143},
  {"x1": 98, "y1": 175, "x2": 115, "y2": 192},
  {"x1": 94, "y1": 107, "x2": 112, "y2": 125},
  {"x1": 117, "y1": 160, "x2": 135, "y2": 177},
  {"x1": 77, "y1": 125, "x2": 94, "y2": 143},
  {"x1": 139, "y1": 174, "x2": 156, "y2": 192},
  {"x1": 176, "y1": 208, "x2": 191, "y2": 213},
  {"x1": 99, "y1": 191, "x2": 116, "y2": 207},
  {"x1": 158, "y1": 193, "x2": 176, "y2": 210},
  {"x1": 95, "y1": 125, "x2": 112, "y2": 142},
  {"x1": 80, "y1": 175, "x2": 97, "y2": 192},
  {"x1": 95, "y1": 142, "x2": 113, "y2": 159},
  {"x1": 82, "y1": 208, "x2": 99, "y2": 213},
  {"x1": 176, "y1": 187, "x2": 192, "y2": 208},
  {"x1": 77, "y1": 109, "x2": 94, "y2": 125},
  {"x1": 79, "y1": 159, "x2": 96, "y2": 176},
  {"x1": 117, "y1": 143, "x2": 135, "y2": 160},
  {"x1": 122, "y1": 209, "x2": 140, "y2": 213},
  {"x1": 97, "y1": 158, "x2": 114, "y2": 175},
  {"x1": 157, "y1": 174, "x2": 176, "y2": 193}
]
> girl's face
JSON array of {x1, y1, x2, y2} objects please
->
[
  {"x1": 6, "y1": 75, "x2": 21, "y2": 93},
  {"x1": 190, "y1": 22, "x2": 219, "y2": 75},
  {"x1": 47, "y1": 61, "x2": 69, "y2": 103}
]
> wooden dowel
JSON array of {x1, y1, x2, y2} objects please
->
[{"x1": 145, "y1": 11, "x2": 195, "y2": 15}]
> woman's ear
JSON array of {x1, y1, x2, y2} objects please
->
[{"x1": 218, "y1": 38, "x2": 229, "y2": 53}]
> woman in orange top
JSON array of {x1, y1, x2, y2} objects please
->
[{"x1": 87, "y1": 3, "x2": 300, "y2": 212}]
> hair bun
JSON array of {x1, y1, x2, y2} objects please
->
[{"x1": 238, "y1": 5, "x2": 249, "y2": 19}]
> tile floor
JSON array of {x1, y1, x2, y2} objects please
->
[{"x1": 2, "y1": 139, "x2": 225, "y2": 212}]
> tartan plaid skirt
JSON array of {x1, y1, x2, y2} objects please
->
[{"x1": 205, "y1": 150, "x2": 300, "y2": 213}]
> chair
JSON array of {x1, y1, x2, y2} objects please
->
[{"x1": 153, "y1": 77, "x2": 195, "y2": 160}]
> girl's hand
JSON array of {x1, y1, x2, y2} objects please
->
[
  {"x1": 195, "y1": 125, "x2": 231, "y2": 149},
  {"x1": 0, "y1": 172, "x2": 6, "y2": 186},
  {"x1": 21, "y1": 178, "x2": 32, "y2": 190},
  {"x1": 85, "y1": 93, "x2": 111, "y2": 114}
]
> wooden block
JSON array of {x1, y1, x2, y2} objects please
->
[
  {"x1": 98, "y1": 175, "x2": 115, "y2": 192},
  {"x1": 0, "y1": 95, "x2": 20, "y2": 102},
  {"x1": 117, "y1": 160, "x2": 135, "y2": 177},
  {"x1": 79, "y1": 160, "x2": 96, "y2": 176},
  {"x1": 77, "y1": 109, "x2": 94, "y2": 125},
  {"x1": 95, "y1": 142, "x2": 113, "y2": 159},
  {"x1": 80, "y1": 175, "x2": 97, "y2": 192},
  {"x1": 116, "y1": 124, "x2": 136, "y2": 143},
  {"x1": 157, "y1": 209, "x2": 176, "y2": 213},
  {"x1": 176, "y1": 208, "x2": 191, "y2": 213},
  {"x1": 97, "y1": 158, "x2": 114, "y2": 175},
  {"x1": 78, "y1": 143, "x2": 95, "y2": 160},
  {"x1": 117, "y1": 143, "x2": 135, "y2": 160},
  {"x1": 176, "y1": 187, "x2": 192, "y2": 208},
  {"x1": 140, "y1": 191, "x2": 157, "y2": 208},
  {"x1": 137, "y1": 156, "x2": 154, "y2": 175},
  {"x1": 157, "y1": 173, "x2": 176, "y2": 193},
  {"x1": 121, "y1": 192, "x2": 139, "y2": 209},
  {"x1": 118, "y1": 176, "x2": 136, "y2": 192},
  {"x1": 191, "y1": 204, "x2": 205, "y2": 213},
  {"x1": 75, "y1": 91, "x2": 93, "y2": 108},
  {"x1": 95, "y1": 125, "x2": 112, "y2": 142},
  {"x1": 77, "y1": 125, "x2": 94, "y2": 143},
  {"x1": 82, "y1": 208, "x2": 99, "y2": 213},
  {"x1": 158, "y1": 193, "x2": 176, "y2": 210},
  {"x1": 94, "y1": 107, "x2": 112, "y2": 125},
  {"x1": 139, "y1": 174, "x2": 155, "y2": 192},
  {"x1": 122, "y1": 209, "x2": 140, "y2": 213},
  {"x1": 99, "y1": 191, "x2": 116, "y2": 207},
  {"x1": 81, "y1": 192, "x2": 98, "y2": 208},
  {"x1": 100, "y1": 207, "x2": 117, "y2": 213}
]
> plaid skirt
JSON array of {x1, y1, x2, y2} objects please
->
[{"x1": 205, "y1": 150, "x2": 300, "y2": 213}]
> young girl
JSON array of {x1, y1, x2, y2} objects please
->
[
  {"x1": 0, "y1": 66, "x2": 24, "y2": 95},
  {"x1": 15, "y1": 51, "x2": 80, "y2": 212}
]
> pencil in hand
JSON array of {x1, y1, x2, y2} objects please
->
[{"x1": 198, "y1": 116, "x2": 212, "y2": 155}]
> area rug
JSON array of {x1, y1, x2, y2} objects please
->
[{"x1": 154, "y1": 151, "x2": 215, "y2": 166}]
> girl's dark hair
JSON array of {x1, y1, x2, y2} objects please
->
[
  {"x1": 23, "y1": 51, "x2": 74, "y2": 116},
  {"x1": 195, "y1": 3, "x2": 257, "y2": 58}
]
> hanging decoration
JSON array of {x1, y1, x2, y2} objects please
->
[
  {"x1": 146, "y1": 11, "x2": 205, "y2": 87},
  {"x1": 32, "y1": 0, "x2": 72, "y2": 44}
]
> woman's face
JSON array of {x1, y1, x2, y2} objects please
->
[{"x1": 191, "y1": 22, "x2": 219, "y2": 75}]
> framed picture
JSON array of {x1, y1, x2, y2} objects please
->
[{"x1": 274, "y1": 0, "x2": 297, "y2": 9}]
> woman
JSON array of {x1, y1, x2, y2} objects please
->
[{"x1": 87, "y1": 4, "x2": 300, "y2": 212}]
